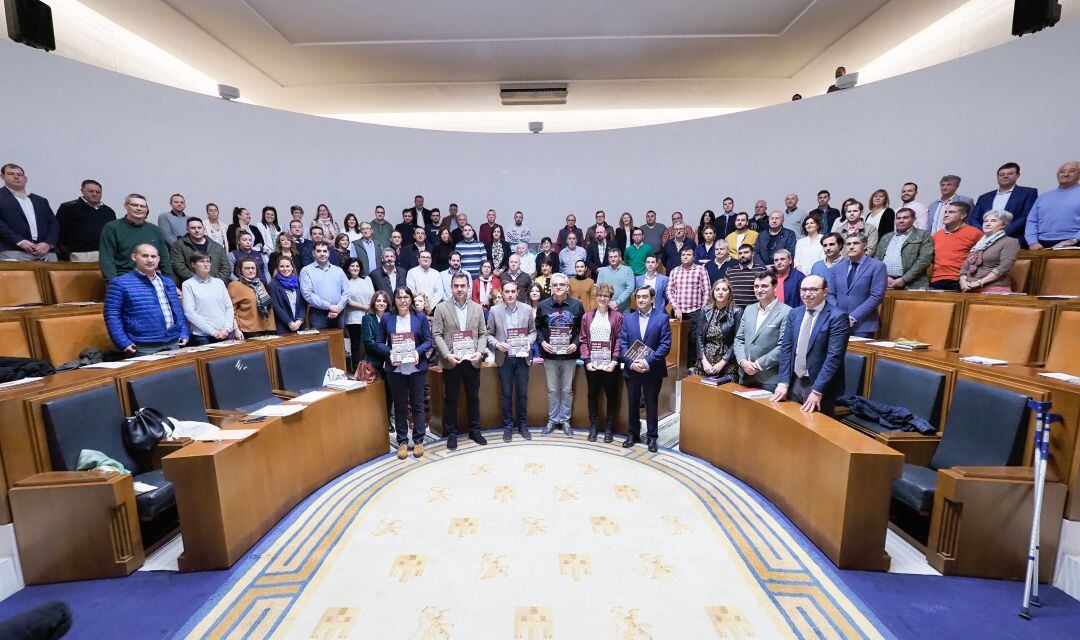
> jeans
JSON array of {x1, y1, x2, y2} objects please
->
[
  {"x1": 625, "y1": 374, "x2": 660, "y2": 439},
  {"x1": 585, "y1": 366, "x2": 620, "y2": 424},
  {"x1": 387, "y1": 369, "x2": 427, "y2": 445},
  {"x1": 132, "y1": 340, "x2": 179, "y2": 356},
  {"x1": 309, "y1": 308, "x2": 344, "y2": 329},
  {"x1": 498, "y1": 356, "x2": 530, "y2": 428},
  {"x1": 443, "y1": 363, "x2": 481, "y2": 435},
  {"x1": 0, "y1": 250, "x2": 57, "y2": 262},
  {"x1": 543, "y1": 359, "x2": 576, "y2": 425}
]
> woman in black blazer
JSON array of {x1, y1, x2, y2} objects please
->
[
  {"x1": 614, "y1": 212, "x2": 634, "y2": 251},
  {"x1": 487, "y1": 224, "x2": 512, "y2": 278},
  {"x1": 226, "y1": 207, "x2": 264, "y2": 253},
  {"x1": 865, "y1": 189, "x2": 896, "y2": 238},
  {"x1": 267, "y1": 256, "x2": 307, "y2": 334}
]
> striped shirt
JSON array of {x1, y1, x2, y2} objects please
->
[
  {"x1": 454, "y1": 240, "x2": 487, "y2": 277},
  {"x1": 727, "y1": 262, "x2": 768, "y2": 307},
  {"x1": 666, "y1": 263, "x2": 710, "y2": 313}
]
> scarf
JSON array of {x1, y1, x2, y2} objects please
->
[
  {"x1": 275, "y1": 272, "x2": 299, "y2": 291},
  {"x1": 965, "y1": 230, "x2": 1006, "y2": 278},
  {"x1": 241, "y1": 275, "x2": 272, "y2": 318},
  {"x1": 492, "y1": 242, "x2": 504, "y2": 267}
]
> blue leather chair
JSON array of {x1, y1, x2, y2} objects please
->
[
  {"x1": 275, "y1": 342, "x2": 332, "y2": 394},
  {"x1": 41, "y1": 385, "x2": 175, "y2": 520},
  {"x1": 892, "y1": 378, "x2": 1029, "y2": 514},
  {"x1": 205, "y1": 352, "x2": 283, "y2": 413},
  {"x1": 127, "y1": 366, "x2": 210, "y2": 422},
  {"x1": 844, "y1": 358, "x2": 944, "y2": 435},
  {"x1": 844, "y1": 353, "x2": 867, "y2": 398}
]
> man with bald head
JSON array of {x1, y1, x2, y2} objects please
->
[
  {"x1": 1025, "y1": 161, "x2": 1080, "y2": 250},
  {"x1": 753, "y1": 211, "x2": 797, "y2": 266},
  {"x1": 782, "y1": 193, "x2": 805, "y2": 236},
  {"x1": 751, "y1": 200, "x2": 770, "y2": 233}
]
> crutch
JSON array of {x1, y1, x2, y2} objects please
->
[{"x1": 1020, "y1": 399, "x2": 1060, "y2": 620}]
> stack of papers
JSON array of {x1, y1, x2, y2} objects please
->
[
  {"x1": 1039, "y1": 372, "x2": 1080, "y2": 385},
  {"x1": 248, "y1": 335, "x2": 281, "y2": 341},
  {"x1": 127, "y1": 352, "x2": 175, "y2": 362},
  {"x1": 326, "y1": 379, "x2": 366, "y2": 391},
  {"x1": 960, "y1": 355, "x2": 1009, "y2": 366},
  {"x1": 848, "y1": 336, "x2": 872, "y2": 342},
  {"x1": 733, "y1": 389, "x2": 773, "y2": 399},
  {"x1": 296, "y1": 329, "x2": 321, "y2": 335},
  {"x1": 205, "y1": 340, "x2": 242, "y2": 349},
  {"x1": 866, "y1": 341, "x2": 896, "y2": 348},
  {"x1": 0, "y1": 376, "x2": 43, "y2": 390},
  {"x1": 250, "y1": 403, "x2": 305, "y2": 417},
  {"x1": 291, "y1": 390, "x2": 336, "y2": 404},
  {"x1": 84, "y1": 361, "x2": 134, "y2": 369}
]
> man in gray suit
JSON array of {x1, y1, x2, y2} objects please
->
[
  {"x1": 874, "y1": 207, "x2": 934, "y2": 290},
  {"x1": 733, "y1": 271, "x2": 792, "y2": 390},
  {"x1": 487, "y1": 280, "x2": 536, "y2": 442},
  {"x1": 432, "y1": 272, "x2": 489, "y2": 451}
]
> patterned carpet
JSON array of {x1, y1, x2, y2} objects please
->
[{"x1": 176, "y1": 437, "x2": 892, "y2": 639}]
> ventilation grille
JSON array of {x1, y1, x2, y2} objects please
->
[
  {"x1": 500, "y1": 84, "x2": 568, "y2": 105},
  {"x1": 934, "y1": 499, "x2": 962, "y2": 559},
  {"x1": 110, "y1": 502, "x2": 136, "y2": 562}
]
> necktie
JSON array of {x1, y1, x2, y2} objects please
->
[
  {"x1": 795, "y1": 309, "x2": 817, "y2": 377},
  {"x1": 847, "y1": 262, "x2": 860, "y2": 289}
]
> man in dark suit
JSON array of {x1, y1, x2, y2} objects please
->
[
  {"x1": 826, "y1": 235, "x2": 887, "y2": 338},
  {"x1": 370, "y1": 247, "x2": 408, "y2": 296},
  {"x1": 753, "y1": 210, "x2": 797, "y2": 266},
  {"x1": 969, "y1": 162, "x2": 1039, "y2": 244},
  {"x1": 585, "y1": 224, "x2": 613, "y2": 274},
  {"x1": 398, "y1": 227, "x2": 429, "y2": 272},
  {"x1": 772, "y1": 274, "x2": 849, "y2": 416},
  {"x1": 408, "y1": 194, "x2": 433, "y2": 227},
  {"x1": 661, "y1": 223, "x2": 696, "y2": 273},
  {"x1": 0, "y1": 163, "x2": 59, "y2": 261},
  {"x1": 619, "y1": 285, "x2": 672, "y2": 452}
]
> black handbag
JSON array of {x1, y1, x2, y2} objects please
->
[{"x1": 122, "y1": 407, "x2": 172, "y2": 451}]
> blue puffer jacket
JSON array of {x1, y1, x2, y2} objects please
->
[{"x1": 104, "y1": 270, "x2": 188, "y2": 350}]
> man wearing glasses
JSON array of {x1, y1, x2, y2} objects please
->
[
  {"x1": 537, "y1": 273, "x2": 584, "y2": 436},
  {"x1": 99, "y1": 194, "x2": 174, "y2": 281},
  {"x1": 771, "y1": 275, "x2": 849, "y2": 415}
]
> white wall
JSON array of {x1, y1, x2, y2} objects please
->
[{"x1": 2, "y1": 18, "x2": 1079, "y2": 234}]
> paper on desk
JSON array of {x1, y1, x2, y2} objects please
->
[
  {"x1": 250, "y1": 403, "x2": 305, "y2": 417},
  {"x1": 127, "y1": 352, "x2": 175, "y2": 362},
  {"x1": 192, "y1": 429, "x2": 258, "y2": 441},
  {"x1": 297, "y1": 329, "x2": 321, "y2": 335},
  {"x1": 848, "y1": 336, "x2": 872, "y2": 342},
  {"x1": 1039, "y1": 372, "x2": 1080, "y2": 385},
  {"x1": 205, "y1": 340, "x2": 243, "y2": 349},
  {"x1": 291, "y1": 390, "x2": 336, "y2": 404},
  {"x1": 733, "y1": 389, "x2": 773, "y2": 399},
  {"x1": 0, "y1": 376, "x2": 43, "y2": 390},
  {"x1": 133, "y1": 482, "x2": 157, "y2": 495},
  {"x1": 866, "y1": 341, "x2": 896, "y2": 348},
  {"x1": 960, "y1": 355, "x2": 1009, "y2": 366},
  {"x1": 326, "y1": 380, "x2": 366, "y2": 391},
  {"x1": 248, "y1": 335, "x2": 281, "y2": 341},
  {"x1": 58, "y1": 301, "x2": 98, "y2": 306},
  {"x1": 83, "y1": 361, "x2": 134, "y2": 369}
]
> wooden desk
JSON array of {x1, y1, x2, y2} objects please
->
[
  {"x1": 666, "y1": 318, "x2": 692, "y2": 378},
  {"x1": 163, "y1": 381, "x2": 388, "y2": 571},
  {"x1": 429, "y1": 362, "x2": 676, "y2": 436},
  {"x1": 680, "y1": 378, "x2": 904, "y2": 570}
]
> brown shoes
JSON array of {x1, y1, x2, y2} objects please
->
[
  {"x1": 414, "y1": 442, "x2": 425, "y2": 458},
  {"x1": 397, "y1": 443, "x2": 408, "y2": 459}
]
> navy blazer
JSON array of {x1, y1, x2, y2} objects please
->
[
  {"x1": 826, "y1": 257, "x2": 887, "y2": 334},
  {"x1": 0, "y1": 187, "x2": 59, "y2": 251},
  {"x1": 969, "y1": 186, "x2": 1039, "y2": 241},
  {"x1": 778, "y1": 301, "x2": 848, "y2": 398},
  {"x1": 779, "y1": 268, "x2": 806, "y2": 309},
  {"x1": 267, "y1": 278, "x2": 308, "y2": 334},
  {"x1": 370, "y1": 266, "x2": 408, "y2": 297},
  {"x1": 374, "y1": 312, "x2": 432, "y2": 374},
  {"x1": 618, "y1": 308, "x2": 672, "y2": 379}
]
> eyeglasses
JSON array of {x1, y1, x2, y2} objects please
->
[
  {"x1": 800, "y1": 287, "x2": 824, "y2": 293},
  {"x1": 395, "y1": 295, "x2": 411, "y2": 300}
]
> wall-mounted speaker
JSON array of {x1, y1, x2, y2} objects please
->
[
  {"x1": 1012, "y1": 0, "x2": 1061, "y2": 37},
  {"x1": 5, "y1": 0, "x2": 56, "y2": 52}
]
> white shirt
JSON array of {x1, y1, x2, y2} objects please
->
[
  {"x1": 637, "y1": 307, "x2": 652, "y2": 342},
  {"x1": 13, "y1": 193, "x2": 37, "y2": 241},
  {"x1": 754, "y1": 298, "x2": 778, "y2": 334},
  {"x1": 794, "y1": 236, "x2": 826, "y2": 273},
  {"x1": 406, "y1": 265, "x2": 444, "y2": 308},
  {"x1": 992, "y1": 188, "x2": 1014, "y2": 213},
  {"x1": 344, "y1": 276, "x2": 374, "y2": 325},
  {"x1": 904, "y1": 200, "x2": 929, "y2": 230}
]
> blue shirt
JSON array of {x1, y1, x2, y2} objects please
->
[
  {"x1": 596, "y1": 264, "x2": 636, "y2": 311},
  {"x1": 299, "y1": 261, "x2": 350, "y2": 311},
  {"x1": 1025, "y1": 184, "x2": 1080, "y2": 244}
]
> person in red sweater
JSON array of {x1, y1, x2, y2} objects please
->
[{"x1": 930, "y1": 202, "x2": 982, "y2": 291}]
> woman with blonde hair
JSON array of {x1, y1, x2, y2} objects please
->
[
  {"x1": 864, "y1": 189, "x2": 895, "y2": 238},
  {"x1": 314, "y1": 203, "x2": 339, "y2": 238}
]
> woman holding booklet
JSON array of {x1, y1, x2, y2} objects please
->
[
  {"x1": 372, "y1": 286, "x2": 432, "y2": 460},
  {"x1": 578, "y1": 282, "x2": 623, "y2": 443}
]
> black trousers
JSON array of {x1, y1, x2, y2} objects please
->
[
  {"x1": 387, "y1": 370, "x2": 427, "y2": 445},
  {"x1": 929, "y1": 279, "x2": 960, "y2": 291},
  {"x1": 346, "y1": 323, "x2": 365, "y2": 368},
  {"x1": 625, "y1": 374, "x2": 660, "y2": 439},
  {"x1": 498, "y1": 357, "x2": 530, "y2": 429},
  {"x1": 789, "y1": 375, "x2": 837, "y2": 417},
  {"x1": 585, "y1": 367, "x2": 620, "y2": 424},
  {"x1": 443, "y1": 363, "x2": 481, "y2": 435},
  {"x1": 683, "y1": 308, "x2": 702, "y2": 367}
]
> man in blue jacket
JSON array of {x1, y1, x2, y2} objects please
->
[
  {"x1": 968, "y1": 162, "x2": 1038, "y2": 244},
  {"x1": 104, "y1": 243, "x2": 189, "y2": 356},
  {"x1": 825, "y1": 235, "x2": 887, "y2": 338},
  {"x1": 619, "y1": 285, "x2": 672, "y2": 452},
  {"x1": 772, "y1": 275, "x2": 848, "y2": 416}
]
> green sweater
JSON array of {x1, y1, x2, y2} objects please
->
[
  {"x1": 99, "y1": 217, "x2": 174, "y2": 281},
  {"x1": 623, "y1": 243, "x2": 654, "y2": 276}
]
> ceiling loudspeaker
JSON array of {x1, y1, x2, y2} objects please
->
[
  {"x1": 500, "y1": 84, "x2": 568, "y2": 106},
  {"x1": 5, "y1": 0, "x2": 55, "y2": 51},
  {"x1": 1012, "y1": 0, "x2": 1061, "y2": 36}
]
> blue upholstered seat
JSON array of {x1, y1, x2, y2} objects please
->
[
  {"x1": 205, "y1": 352, "x2": 282, "y2": 412},
  {"x1": 127, "y1": 366, "x2": 209, "y2": 422},
  {"x1": 276, "y1": 342, "x2": 332, "y2": 394},
  {"x1": 845, "y1": 358, "x2": 944, "y2": 435},
  {"x1": 844, "y1": 353, "x2": 866, "y2": 398},
  {"x1": 133, "y1": 469, "x2": 175, "y2": 519},
  {"x1": 891, "y1": 378, "x2": 1029, "y2": 513}
]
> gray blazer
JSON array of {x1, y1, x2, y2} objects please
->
[
  {"x1": 431, "y1": 298, "x2": 489, "y2": 369},
  {"x1": 732, "y1": 300, "x2": 792, "y2": 390},
  {"x1": 874, "y1": 228, "x2": 934, "y2": 289},
  {"x1": 485, "y1": 302, "x2": 536, "y2": 366}
]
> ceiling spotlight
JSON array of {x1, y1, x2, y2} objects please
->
[
  {"x1": 217, "y1": 84, "x2": 240, "y2": 101},
  {"x1": 528, "y1": 121, "x2": 544, "y2": 134}
]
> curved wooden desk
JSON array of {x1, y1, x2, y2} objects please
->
[{"x1": 680, "y1": 377, "x2": 903, "y2": 571}]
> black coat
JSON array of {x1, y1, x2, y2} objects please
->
[
  {"x1": 370, "y1": 266, "x2": 408, "y2": 296},
  {"x1": 267, "y1": 278, "x2": 308, "y2": 334}
]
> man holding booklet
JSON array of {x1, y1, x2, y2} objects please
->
[
  {"x1": 536, "y1": 273, "x2": 585, "y2": 436},
  {"x1": 433, "y1": 272, "x2": 490, "y2": 450},
  {"x1": 619, "y1": 285, "x2": 672, "y2": 452},
  {"x1": 487, "y1": 280, "x2": 537, "y2": 441}
]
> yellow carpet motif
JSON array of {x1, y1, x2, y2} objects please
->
[{"x1": 179, "y1": 439, "x2": 892, "y2": 639}]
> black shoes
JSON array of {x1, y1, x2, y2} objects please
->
[
  {"x1": 469, "y1": 430, "x2": 488, "y2": 446},
  {"x1": 587, "y1": 421, "x2": 598, "y2": 442},
  {"x1": 647, "y1": 437, "x2": 658, "y2": 453},
  {"x1": 446, "y1": 433, "x2": 458, "y2": 451},
  {"x1": 503, "y1": 429, "x2": 513, "y2": 442},
  {"x1": 518, "y1": 425, "x2": 532, "y2": 440},
  {"x1": 622, "y1": 433, "x2": 640, "y2": 449}
]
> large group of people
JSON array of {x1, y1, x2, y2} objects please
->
[{"x1": 2, "y1": 159, "x2": 1078, "y2": 457}]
